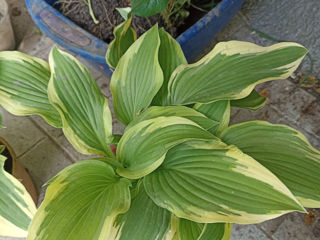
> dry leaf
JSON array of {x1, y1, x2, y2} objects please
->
[{"x1": 304, "y1": 209, "x2": 318, "y2": 225}]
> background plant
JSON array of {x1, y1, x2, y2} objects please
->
[{"x1": 0, "y1": 19, "x2": 320, "y2": 240}]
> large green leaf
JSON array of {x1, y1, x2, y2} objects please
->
[
  {"x1": 221, "y1": 121, "x2": 320, "y2": 208},
  {"x1": 48, "y1": 47, "x2": 113, "y2": 156},
  {"x1": 131, "y1": 0, "x2": 168, "y2": 17},
  {"x1": 230, "y1": 89, "x2": 267, "y2": 111},
  {"x1": 174, "y1": 218, "x2": 203, "y2": 240},
  {"x1": 167, "y1": 41, "x2": 307, "y2": 105},
  {"x1": 0, "y1": 155, "x2": 36, "y2": 237},
  {"x1": 27, "y1": 160, "x2": 131, "y2": 240},
  {"x1": 106, "y1": 16, "x2": 137, "y2": 69},
  {"x1": 110, "y1": 183, "x2": 173, "y2": 240},
  {"x1": 110, "y1": 26, "x2": 163, "y2": 125},
  {"x1": 144, "y1": 139, "x2": 304, "y2": 224},
  {"x1": 194, "y1": 100, "x2": 230, "y2": 136},
  {"x1": 0, "y1": 51, "x2": 61, "y2": 127},
  {"x1": 126, "y1": 106, "x2": 218, "y2": 131},
  {"x1": 152, "y1": 28, "x2": 187, "y2": 106},
  {"x1": 116, "y1": 116, "x2": 214, "y2": 179}
]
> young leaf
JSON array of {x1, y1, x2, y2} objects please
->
[
  {"x1": 111, "y1": 183, "x2": 172, "y2": 240},
  {"x1": 167, "y1": 41, "x2": 307, "y2": 105},
  {"x1": 48, "y1": 47, "x2": 113, "y2": 156},
  {"x1": 144, "y1": 139, "x2": 304, "y2": 224},
  {"x1": 0, "y1": 51, "x2": 61, "y2": 127},
  {"x1": 221, "y1": 121, "x2": 320, "y2": 208},
  {"x1": 110, "y1": 26, "x2": 163, "y2": 125},
  {"x1": 106, "y1": 16, "x2": 137, "y2": 69},
  {"x1": 116, "y1": 7, "x2": 132, "y2": 20},
  {"x1": 0, "y1": 155, "x2": 36, "y2": 238},
  {"x1": 152, "y1": 28, "x2": 187, "y2": 106},
  {"x1": 194, "y1": 100, "x2": 230, "y2": 136},
  {"x1": 27, "y1": 160, "x2": 131, "y2": 240},
  {"x1": 126, "y1": 106, "x2": 218, "y2": 131},
  {"x1": 230, "y1": 89, "x2": 267, "y2": 110},
  {"x1": 116, "y1": 116, "x2": 214, "y2": 179},
  {"x1": 131, "y1": 0, "x2": 168, "y2": 17}
]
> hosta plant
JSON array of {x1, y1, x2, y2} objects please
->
[{"x1": 0, "y1": 22, "x2": 320, "y2": 240}]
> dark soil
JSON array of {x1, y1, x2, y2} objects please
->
[
  {"x1": 3, "y1": 147, "x2": 13, "y2": 173},
  {"x1": 57, "y1": 0, "x2": 175, "y2": 43},
  {"x1": 56, "y1": 0, "x2": 220, "y2": 43}
]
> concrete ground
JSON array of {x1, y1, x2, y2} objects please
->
[{"x1": 1, "y1": 0, "x2": 320, "y2": 239}]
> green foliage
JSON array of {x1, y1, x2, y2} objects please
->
[{"x1": 1, "y1": 22, "x2": 320, "y2": 240}]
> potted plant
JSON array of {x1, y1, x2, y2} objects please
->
[
  {"x1": 0, "y1": 113, "x2": 37, "y2": 238},
  {"x1": 0, "y1": 25, "x2": 320, "y2": 239},
  {"x1": 24, "y1": 0, "x2": 244, "y2": 76}
]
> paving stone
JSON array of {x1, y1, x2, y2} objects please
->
[
  {"x1": 0, "y1": 109, "x2": 46, "y2": 157},
  {"x1": 18, "y1": 137, "x2": 74, "y2": 193},
  {"x1": 6, "y1": 0, "x2": 35, "y2": 46},
  {"x1": 231, "y1": 224, "x2": 271, "y2": 240},
  {"x1": 273, "y1": 212, "x2": 318, "y2": 240},
  {"x1": 17, "y1": 28, "x2": 54, "y2": 60},
  {"x1": 55, "y1": 134, "x2": 91, "y2": 162},
  {"x1": 256, "y1": 215, "x2": 287, "y2": 236}
]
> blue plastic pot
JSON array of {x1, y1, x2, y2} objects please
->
[{"x1": 25, "y1": 0, "x2": 244, "y2": 76}]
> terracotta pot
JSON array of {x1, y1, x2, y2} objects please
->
[{"x1": 0, "y1": 137, "x2": 38, "y2": 205}]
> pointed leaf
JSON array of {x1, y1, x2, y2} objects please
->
[
  {"x1": 194, "y1": 100, "x2": 230, "y2": 136},
  {"x1": 0, "y1": 155, "x2": 36, "y2": 237},
  {"x1": 110, "y1": 183, "x2": 172, "y2": 240},
  {"x1": 0, "y1": 51, "x2": 61, "y2": 127},
  {"x1": 167, "y1": 41, "x2": 307, "y2": 105},
  {"x1": 126, "y1": 106, "x2": 218, "y2": 131},
  {"x1": 106, "y1": 16, "x2": 137, "y2": 69},
  {"x1": 230, "y1": 89, "x2": 267, "y2": 110},
  {"x1": 48, "y1": 47, "x2": 113, "y2": 156},
  {"x1": 221, "y1": 121, "x2": 320, "y2": 208},
  {"x1": 110, "y1": 26, "x2": 163, "y2": 125},
  {"x1": 144, "y1": 139, "x2": 304, "y2": 224},
  {"x1": 116, "y1": 116, "x2": 214, "y2": 179},
  {"x1": 27, "y1": 160, "x2": 131, "y2": 240},
  {"x1": 152, "y1": 28, "x2": 187, "y2": 106},
  {"x1": 131, "y1": 0, "x2": 168, "y2": 17}
]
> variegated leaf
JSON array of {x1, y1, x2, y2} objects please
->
[
  {"x1": 144, "y1": 139, "x2": 304, "y2": 224},
  {"x1": 173, "y1": 218, "x2": 203, "y2": 240},
  {"x1": 116, "y1": 116, "x2": 214, "y2": 179},
  {"x1": 126, "y1": 106, "x2": 218, "y2": 131},
  {"x1": 27, "y1": 160, "x2": 131, "y2": 240},
  {"x1": 48, "y1": 47, "x2": 113, "y2": 156},
  {"x1": 152, "y1": 28, "x2": 187, "y2": 106},
  {"x1": 110, "y1": 182, "x2": 173, "y2": 240},
  {"x1": 0, "y1": 51, "x2": 61, "y2": 127},
  {"x1": 198, "y1": 223, "x2": 232, "y2": 240},
  {"x1": 221, "y1": 121, "x2": 320, "y2": 208},
  {"x1": 167, "y1": 41, "x2": 307, "y2": 105},
  {"x1": 106, "y1": 16, "x2": 137, "y2": 69},
  {"x1": 194, "y1": 100, "x2": 230, "y2": 136},
  {"x1": 0, "y1": 155, "x2": 36, "y2": 237},
  {"x1": 110, "y1": 26, "x2": 163, "y2": 125},
  {"x1": 230, "y1": 89, "x2": 267, "y2": 110}
]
